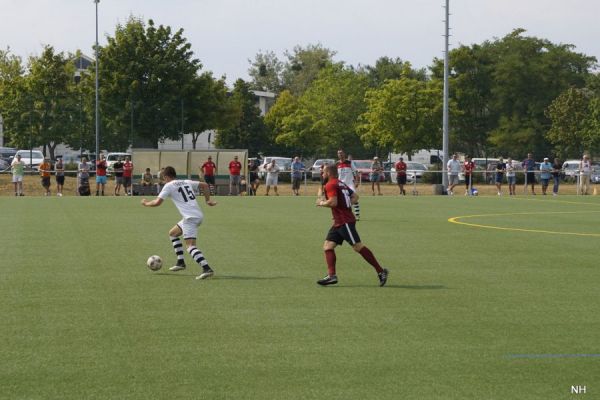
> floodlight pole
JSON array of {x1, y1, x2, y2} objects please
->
[
  {"x1": 442, "y1": 0, "x2": 450, "y2": 188},
  {"x1": 94, "y1": 0, "x2": 100, "y2": 160}
]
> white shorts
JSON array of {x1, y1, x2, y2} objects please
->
[
  {"x1": 266, "y1": 175, "x2": 278, "y2": 186},
  {"x1": 177, "y1": 217, "x2": 203, "y2": 240},
  {"x1": 12, "y1": 175, "x2": 23, "y2": 183}
]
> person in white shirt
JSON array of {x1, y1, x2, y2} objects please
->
[
  {"x1": 336, "y1": 149, "x2": 360, "y2": 220},
  {"x1": 446, "y1": 154, "x2": 461, "y2": 195},
  {"x1": 506, "y1": 157, "x2": 516, "y2": 196},
  {"x1": 11, "y1": 154, "x2": 25, "y2": 196},
  {"x1": 579, "y1": 154, "x2": 592, "y2": 195},
  {"x1": 141, "y1": 166, "x2": 217, "y2": 280},
  {"x1": 265, "y1": 159, "x2": 280, "y2": 196}
]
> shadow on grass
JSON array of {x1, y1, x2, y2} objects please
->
[
  {"x1": 333, "y1": 284, "x2": 447, "y2": 290},
  {"x1": 153, "y1": 273, "x2": 291, "y2": 281}
]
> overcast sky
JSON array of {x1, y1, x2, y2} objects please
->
[{"x1": 2, "y1": 0, "x2": 598, "y2": 84}]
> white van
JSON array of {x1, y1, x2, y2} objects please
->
[
  {"x1": 106, "y1": 152, "x2": 131, "y2": 175},
  {"x1": 562, "y1": 160, "x2": 581, "y2": 181}
]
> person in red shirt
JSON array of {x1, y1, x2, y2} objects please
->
[
  {"x1": 95, "y1": 154, "x2": 108, "y2": 196},
  {"x1": 123, "y1": 156, "x2": 133, "y2": 196},
  {"x1": 201, "y1": 156, "x2": 217, "y2": 195},
  {"x1": 394, "y1": 157, "x2": 407, "y2": 195},
  {"x1": 315, "y1": 165, "x2": 389, "y2": 287},
  {"x1": 462, "y1": 155, "x2": 475, "y2": 195},
  {"x1": 228, "y1": 155, "x2": 242, "y2": 195}
]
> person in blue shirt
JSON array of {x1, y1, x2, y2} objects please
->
[
  {"x1": 539, "y1": 157, "x2": 553, "y2": 195},
  {"x1": 291, "y1": 156, "x2": 305, "y2": 196},
  {"x1": 522, "y1": 153, "x2": 537, "y2": 195}
]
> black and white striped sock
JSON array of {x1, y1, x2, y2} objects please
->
[
  {"x1": 170, "y1": 236, "x2": 185, "y2": 262},
  {"x1": 187, "y1": 246, "x2": 209, "y2": 269}
]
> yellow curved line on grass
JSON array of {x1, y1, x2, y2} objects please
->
[{"x1": 448, "y1": 211, "x2": 600, "y2": 237}]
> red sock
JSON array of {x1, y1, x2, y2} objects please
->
[
  {"x1": 324, "y1": 249, "x2": 336, "y2": 276},
  {"x1": 359, "y1": 247, "x2": 383, "y2": 273}
]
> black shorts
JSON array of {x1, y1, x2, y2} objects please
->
[
  {"x1": 204, "y1": 175, "x2": 215, "y2": 185},
  {"x1": 56, "y1": 175, "x2": 65, "y2": 185},
  {"x1": 526, "y1": 172, "x2": 536, "y2": 184},
  {"x1": 465, "y1": 174, "x2": 472, "y2": 187},
  {"x1": 249, "y1": 172, "x2": 258, "y2": 182},
  {"x1": 326, "y1": 223, "x2": 361, "y2": 246},
  {"x1": 124, "y1": 176, "x2": 132, "y2": 186},
  {"x1": 397, "y1": 174, "x2": 407, "y2": 185},
  {"x1": 41, "y1": 177, "x2": 51, "y2": 188}
]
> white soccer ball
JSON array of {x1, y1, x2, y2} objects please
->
[{"x1": 147, "y1": 255, "x2": 163, "y2": 271}]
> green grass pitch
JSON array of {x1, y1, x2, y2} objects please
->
[{"x1": 1, "y1": 195, "x2": 600, "y2": 399}]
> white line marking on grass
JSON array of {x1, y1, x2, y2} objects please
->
[{"x1": 506, "y1": 354, "x2": 600, "y2": 359}]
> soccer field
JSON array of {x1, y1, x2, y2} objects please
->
[{"x1": 1, "y1": 195, "x2": 599, "y2": 399}]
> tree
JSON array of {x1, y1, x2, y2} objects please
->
[
  {"x1": 362, "y1": 57, "x2": 427, "y2": 87},
  {"x1": 0, "y1": 49, "x2": 26, "y2": 147},
  {"x1": 99, "y1": 17, "x2": 202, "y2": 150},
  {"x1": 358, "y1": 77, "x2": 443, "y2": 157},
  {"x1": 546, "y1": 88, "x2": 600, "y2": 158},
  {"x1": 248, "y1": 50, "x2": 284, "y2": 92},
  {"x1": 20, "y1": 46, "x2": 78, "y2": 159},
  {"x1": 215, "y1": 79, "x2": 273, "y2": 156},
  {"x1": 281, "y1": 44, "x2": 336, "y2": 96},
  {"x1": 270, "y1": 64, "x2": 369, "y2": 157}
]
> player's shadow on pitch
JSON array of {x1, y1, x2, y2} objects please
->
[
  {"x1": 153, "y1": 273, "x2": 289, "y2": 280},
  {"x1": 337, "y1": 284, "x2": 447, "y2": 290}
]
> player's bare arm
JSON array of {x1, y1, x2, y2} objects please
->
[
  {"x1": 141, "y1": 197, "x2": 164, "y2": 207},
  {"x1": 317, "y1": 195, "x2": 337, "y2": 208},
  {"x1": 199, "y1": 182, "x2": 218, "y2": 206}
]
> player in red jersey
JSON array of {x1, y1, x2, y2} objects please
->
[
  {"x1": 316, "y1": 165, "x2": 389, "y2": 286},
  {"x1": 463, "y1": 155, "x2": 475, "y2": 195},
  {"x1": 201, "y1": 156, "x2": 217, "y2": 195},
  {"x1": 228, "y1": 156, "x2": 242, "y2": 195}
]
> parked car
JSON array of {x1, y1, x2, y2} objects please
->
[
  {"x1": 15, "y1": 149, "x2": 45, "y2": 170},
  {"x1": 308, "y1": 159, "x2": 335, "y2": 181},
  {"x1": 591, "y1": 165, "x2": 600, "y2": 184},
  {"x1": 562, "y1": 160, "x2": 581, "y2": 182},
  {"x1": 0, "y1": 147, "x2": 17, "y2": 164},
  {"x1": 258, "y1": 157, "x2": 293, "y2": 180},
  {"x1": 390, "y1": 161, "x2": 429, "y2": 183},
  {"x1": 0, "y1": 158, "x2": 9, "y2": 171},
  {"x1": 351, "y1": 160, "x2": 386, "y2": 183}
]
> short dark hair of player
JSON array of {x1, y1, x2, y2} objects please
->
[
  {"x1": 163, "y1": 166, "x2": 177, "y2": 179},
  {"x1": 325, "y1": 165, "x2": 338, "y2": 178}
]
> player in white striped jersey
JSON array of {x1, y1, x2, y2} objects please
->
[
  {"x1": 141, "y1": 166, "x2": 217, "y2": 280},
  {"x1": 336, "y1": 149, "x2": 360, "y2": 220}
]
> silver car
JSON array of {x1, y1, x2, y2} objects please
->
[{"x1": 309, "y1": 159, "x2": 335, "y2": 181}]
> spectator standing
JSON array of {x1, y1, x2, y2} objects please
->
[
  {"x1": 579, "y1": 155, "x2": 592, "y2": 195},
  {"x1": 394, "y1": 157, "x2": 407, "y2": 196},
  {"x1": 551, "y1": 158, "x2": 561, "y2": 196},
  {"x1": 539, "y1": 157, "x2": 553, "y2": 195},
  {"x1": 370, "y1": 156, "x2": 383, "y2": 196},
  {"x1": 55, "y1": 157, "x2": 65, "y2": 197},
  {"x1": 123, "y1": 156, "x2": 133, "y2": 196},
  {"x1": 95, "y1": 154, "x2": 108, "y2": 196},
  {"x1": 11, "y1": 154, "x2": 25, "y2": 196},
  {"x1": 113, "y1": 157, "x2": 125, "y2": 196},
  {"x1": 522, "y1": 153, "x2": 537, "y2": 195},
  {"x1": 462, "y1": 155, "x2": 475, "y2": 196},
  {"x1": 495, "y1": 157, "x2": 506, "y2": 195},
  {"x1": 201, "y1": 156, "x2": 217, "y2": 195},
  {"x1": 265, "y1": 159, "x2": 280, "y2": 196},
  {"x1": 291, "y1": 156, "x2": 305, "y2": 196},
  {"x1": 248, "y1": 160, "x2": 260, "y2": 196},
  {"x1": 39, "y1": 157, "x2": 52, "y2": 196},
  {"x1": 506, "y1": 157, "x2": 516, "y2": 196},
  {"x1": 78, "y1": 157, "x2": 90, "y2": 196},
  {"x1": 228, "y1": 156, "x2": 242, "y2": 195},
  {"x1": 446, "y1": 154, "x2": 460, "y2": 195}
]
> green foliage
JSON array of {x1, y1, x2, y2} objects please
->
[
  {"x1": 215, "y1": 79, "x2": 274, "y2": 156},
  {"x1": 0, "y1": 49, "x2": 25, "y2": 146},
  {"x1": 281, "y1": 44, "x2": 336, "y2": 96},
  {"x1": 268, "y1": 64, "x2": 369, "y2": 157},
  {"x1": 358, "y1": 77, "x2": 443, "y2": 156},
  {"x1": 99, "y1": 17, "x2": 203, "y2": 149},
  {"x1": 362, "y1": 56, "x2": 427, "y2": 87},
  {"x1": 545, "y1": 88, "x2": 596, "y2": 158},
  {"x1": 247, "y1": 50, "x2": 284, "y2": 92}
]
